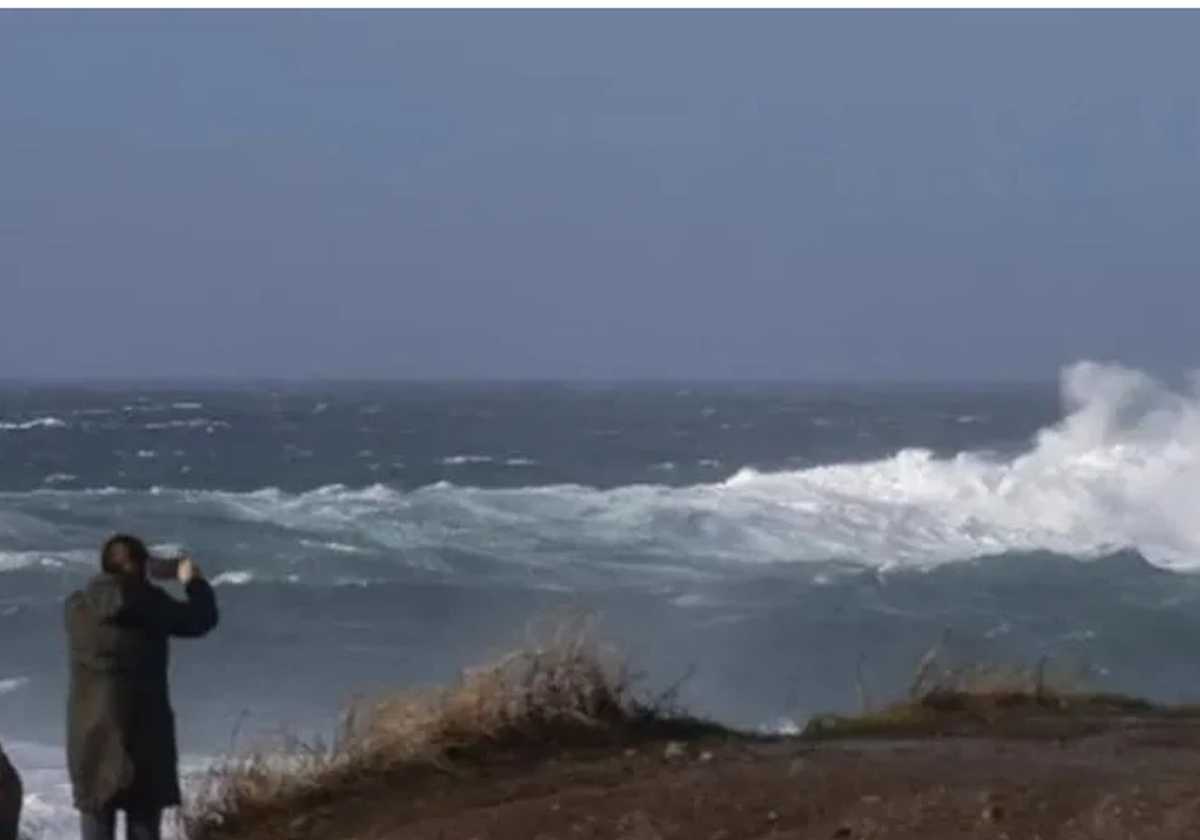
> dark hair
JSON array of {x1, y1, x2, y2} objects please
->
[{"x1": 101, "y1": 533, "x2": 150, "y2": 577}]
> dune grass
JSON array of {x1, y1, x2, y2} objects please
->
[
  {"x1": 802, "y1": 635, "x2": 1195, "y2": 740},
  {"x1": 180, "y1": 620, "x2": 726, "y2": 840},
  {"x1": 181, "y1": 622, "x2": 1200, "y2": 839}
]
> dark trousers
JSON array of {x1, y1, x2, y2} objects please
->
[{"x1": 80, "y1": 807, "x2": 162, "y2": 840}]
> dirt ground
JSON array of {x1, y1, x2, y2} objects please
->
[{"x1": 197, "y1": 715, "x2": 1200, "y2": 840}]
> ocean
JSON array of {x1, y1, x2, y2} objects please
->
[{"x1": 5, "y1": 360, "x2": 1200, "y2": 838}]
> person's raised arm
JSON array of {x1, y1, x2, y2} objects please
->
[{"x1": 122, "y1": 558, "x2": 219, "y2": 638}]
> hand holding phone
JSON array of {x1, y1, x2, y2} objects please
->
[
  {"x1": 148, "y1": 556, "x2": 181, "y2": 581},
  {"x1": 175, "y1": 557, "x2": 199, "y2": 585},
  {"x1": 148, "y1": 549, "x2": 203, "y2": 584}
]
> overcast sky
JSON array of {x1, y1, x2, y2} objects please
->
[{"x1": 1, "y1": 11, "x2": 1197, "y2": 381}]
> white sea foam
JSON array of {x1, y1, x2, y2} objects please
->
[
  {"x1": 760, "y1": 716, "x2": 803, "y2": 736},
  {"x1": 6, "y1": 362, "x2": 1200, "y2": 574},
  {"x1": 441, "y1": 454, "x2": 494, "y2": 466},
  {"x1": 186, "y1": 362, "x2": 1200, "y2": 571},
  {"x1": 0, "y1": 552, "x2": 49, "y2": 572},
  {"x1": 0, "y1": 677, "x2": 28, "y2": 695},
  {"x1": 0, "y1": 550, "x2": 91, "y2": 572},
  {"x1": 4, "y1": 739, "x2": 212, "y2": 840},
  {"x1": 0, "y1": 417, "x2": 67, "y2": 432},
  {"x1": 144, "y1": 418, "x2": 229, "y2": 431},
  {"x1": 211, "y1": 570, "x2": 256, "y2": 586},
  {"x1": 299, "y1": 539, "x2": 369, "y2": 555},
  {"x1": 3, "y1": 740, "x2": 77, "y2": 840}
]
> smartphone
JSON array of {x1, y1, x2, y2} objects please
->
[{"x1": 147, "y1": 556, "x2": 182, "y2": 581}]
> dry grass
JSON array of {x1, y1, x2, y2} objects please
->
[
  {"x1": 905, "y1": 630, "x2": 1084, "y2": 700},
  {"x1": 181, "y1": 619, "x2": 724, "y2": 840},
  {"x1": 802, "y1": 635, "x2": 1167, "y2": 741},
  {"x1": 179, "y1": 622, "x2": 1200, "y2": 840}
]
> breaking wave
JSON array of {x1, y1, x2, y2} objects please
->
[{"x1": 3, "y1": 362, "x2": 1200, "y2": 572}]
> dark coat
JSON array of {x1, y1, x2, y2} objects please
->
[
  {"x1": 65, "y1": 573, "x2": 219, "y2": 813},
  {"x1": 0, "y1": 740, "x2": 20, "y2": 840}
]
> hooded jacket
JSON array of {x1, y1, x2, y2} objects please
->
[{"x1": 65, "y1": 572, "x2": 218, "y2": 812}]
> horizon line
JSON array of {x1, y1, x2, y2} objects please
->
[{"x1": 0, "y1": 374, "x2": 1060, "y2": 390}]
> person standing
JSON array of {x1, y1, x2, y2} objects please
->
[
  {"x1": 65, "y1": 535, "x2": 219, "y2": 840},
  {"x1": 0, "y1": 741, "x2": 20, "y2": 840}
]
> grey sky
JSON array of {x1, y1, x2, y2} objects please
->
[{"x1": 1, "y1": 11, "x2": 1197, "y2": 381}]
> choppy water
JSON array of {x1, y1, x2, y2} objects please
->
[{"x1": 6, "y1": 361, "x2": 1200, "y2": 838}]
